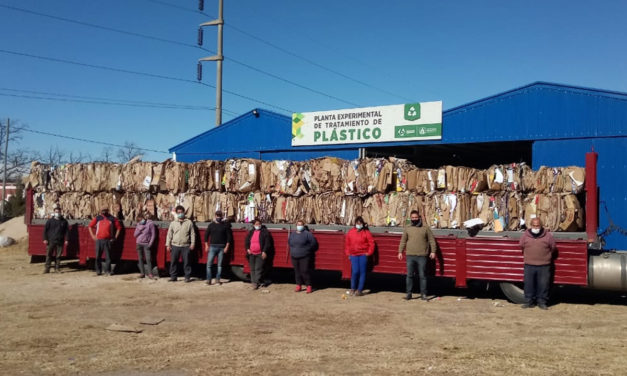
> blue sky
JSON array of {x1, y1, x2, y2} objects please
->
[{"x1": 1, "y1": 0, "x2": 626, "y2": 162}]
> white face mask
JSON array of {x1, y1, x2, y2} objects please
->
[
  {"x1": 177, "y1": 213, "x2": 185, "y2": 219},
  {"x1": 296, "y1": 225, "x2": 304, "y2": 232},
  {"x1": 254, "y1": 225, "x2": 261, "y2": 231},
  {"x1": 531, "y1": 228, "x2": 541, "y2": 234},
  {"x1": 54, "y1": 212, "x2": 61, "y2": 218},
  {"x1": 355, "y1": 224, "x2": 363, "y2": 230}
]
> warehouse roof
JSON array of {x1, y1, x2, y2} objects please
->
[{"x1": 170, "y1": 82, "x2": 627, "y2": 162}]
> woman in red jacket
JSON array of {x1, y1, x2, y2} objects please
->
[{"x1": 344, "y1": 216, "x2": 375, "y2": 296}]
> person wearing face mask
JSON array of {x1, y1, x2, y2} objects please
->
[
  {"x1": 397, "y1": 210, "x2": 437, "y2": 301},
  {"x1": 133, "y1": 212, "x2": 156, "y2": 279},
  {"x1": 519, "y1": 217, "x2": 556, "y2": 310},
  {"x1": 288, "y1": 220, "x2": 318, "y2": 293},
  {"x1": 204, "y1": 210, "x2": 233, "y2": 285},
  {"x1": 244, "y1": 219, "x2": 272, "y2": 290},
  {"x1": 166, "y1": 206, "x2": 196, "y2": 283},
  {"x1": 344, "y1": 216, "x2": 375, "y2": 296},
  {"x1": 88, "y1": 206, "x2": 122, "y2": 276},
  {"x1": 42, "y1": 206, "x2": 69, "y2": 273}
]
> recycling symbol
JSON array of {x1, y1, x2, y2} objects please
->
[
  {"x1": 407, "y1": 106, "x2": 417, "y2": 117},
  {"x1": 419, "y1": 127, "x2": 426, "y2": 135},
  {"x1": 403, "y1": 103, "x2": 421, "y2": 121},
  {"x1": 398, "y1": 128, "x2": 406, "y2": 137}
]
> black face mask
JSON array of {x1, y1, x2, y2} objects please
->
[
  {"x1": 216, "y1": 217, "x2": 222, "y2": 222},
  {"x1": 411, "y1": 219, "x2": 422, "y2": 227}
]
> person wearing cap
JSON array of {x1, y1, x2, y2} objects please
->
[
  {"x1": 166, "y1": 205, "x2": 196, "y2": 283},
  {"x1": 43, "y1": 206, "x2": 69, "y2": 273},
  {"x1": 133, "y1": 212, "x2": 156, "y2": 279},
  {"x1": 397, "y1": 210, "x2": 437, "y2": 301},
  {"x1": 88, "y1": 206, "x2": 122, "y2": 276},
  {"x1": 519, "y1": 217, "x2": 556, "y2": 310},
  {"x1": 204, "y1": 210, "x2": 233, "y2": 285}
]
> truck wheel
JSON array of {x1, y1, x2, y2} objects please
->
[
  {"x1": 230, "y1": 265, "x2": 250, "y2": 282},
  {"x1": 499, "y1": 282, "x2": 526, "y2": 304}
]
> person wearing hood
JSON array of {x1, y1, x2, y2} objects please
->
[
  {"x1": 244, "y1": 218, "x2": 272, "y2": 290},
  {"x1": 519, "y1": 217, "x2": 556, "y2": 310},
  {"x1": 133, "y1": 212, "x2": 156, "y2": 279},
  {"x1": 43, "y1": 206, "x2": 69, "y2": 273},
  {"x1": 397, "y1": 210, "x2": 437, "y2": 301},
  {"x1": 344, "y1": 216, "x2": 375, "y2": 296},
  {"x1": 288, "y1": 220, "x2": 318, "y2": 293}
]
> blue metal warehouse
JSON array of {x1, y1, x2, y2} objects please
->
[{"x1": 170, "y1": 82, "x2": 627, "y2": 250}]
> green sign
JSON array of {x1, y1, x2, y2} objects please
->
[
  {"x1": 404, "y1": 103, "x2": 421, "y2": 121},
  {"x1": 394, "y1": 123, "x2": 442, "y2": 139}
]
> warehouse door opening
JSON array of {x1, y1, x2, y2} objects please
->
[{"x1": 364, "y1": 141, "x2": 533, "y2": 169}]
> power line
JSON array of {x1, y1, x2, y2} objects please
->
[
  {"x1": 0, "y1": 48, "x2": 292, "y2": 113},
  {"x1": 0, "y1": 89, "x2": 214, "y2": 110},
  {"x1": 23, "y1": 128, "x2": 170, "y2": 154},
  {"x1": 145, "y1": 0, "x2": 414, "y2": 101},
  {"x1": 2, "y1": 3, "x2": 359, "y2": 107}
]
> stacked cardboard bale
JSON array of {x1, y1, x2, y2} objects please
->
[{"x1": 26, "y1": 159, "x2": 586, "y2": 232}]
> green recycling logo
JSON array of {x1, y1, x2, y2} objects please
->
[{"x1": 404, "y1": 103, "x2": 421, "y2": 121}]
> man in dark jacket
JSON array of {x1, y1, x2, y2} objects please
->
[
  {"x1": 204, "y1": 210, "x2": 233, "y2": 285},
  {"x1": 519, "y1": 217, "x2": 556, "y2": 310},
  {"x1": 244, "y1": 219, "x2": 273, "y2": 289},
  {"x1": 43, "y1": 206, "x2": 69, "y2": 273}
]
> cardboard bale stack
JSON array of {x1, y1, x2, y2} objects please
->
[{"x1": 26, "y1": 157, "x2": 586, "y2": 232}]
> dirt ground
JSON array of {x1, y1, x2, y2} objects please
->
[{"x1": 1, "y1": 241, "x2": 626, "y2": 376}]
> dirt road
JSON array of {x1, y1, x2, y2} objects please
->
[{"x1": 1, "y1": 241, "x2": 626, "y2": 375}]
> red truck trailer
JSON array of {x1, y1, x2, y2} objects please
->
[{"x1": 25, "y1": 151, "x2": 627, "y2": 302}]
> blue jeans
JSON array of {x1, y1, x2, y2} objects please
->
[
  {"x1": 206, "y1": 244, "x2": 225, "y2": 281},
  {"x1": 524, "y1": 264, "x2": 551, "y2": 305},
  {"x1": 406, "y1": 255, "x2": 427, "y2": 295},
  {"x1": 349, "y1": 255, "x2": 368, "y2": 292}
]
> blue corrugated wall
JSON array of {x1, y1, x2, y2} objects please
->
[{"x1": 534, "y1": 137, "x2": 627, "y2": 250}]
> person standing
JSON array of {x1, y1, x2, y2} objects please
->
[
  {"x1": 519, "y1": 217, "x2": 556, "y2": 310},
  {"x1": 133, "y1": 212, "x2": 156, "y2": 279},
  {"x1": 166, "y1": 205, "x2": 196, "y2": 283},
  {"x1": 288, "y1": 220, "x2": 318, "y2": 294},
  {"x1": 204, "y1": 210, "x2": 233, "y2": 285},
  {"x1": 43, "y1": 206, "x2": 69, "y2": 273},
  {"x1": 88, "y1": 206, "x2": 122, "y2": 276},
  {"x1": 344, "y1": 216, "x2": 375, "y2": 296},
  {"x1": 397, "y1": 210, "x2": 437, "y2": 301},
  {"x1": 244, "y1": 219, "x2": 272, "y2": 290}
]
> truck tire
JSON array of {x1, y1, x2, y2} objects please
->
[
  {"x1": 499, "y1": 282, "x2": 526, "y2": 304},
  {"x1": 230, "y1": 265, "x2": 250, "y2": 282}
]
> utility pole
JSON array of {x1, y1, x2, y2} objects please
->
[
  {"x1": 1, "y1": 118, "x2": 9, "y2": 220},
  {"x1": 197, "y1": 0, "x2": 224, "y2": 126}
]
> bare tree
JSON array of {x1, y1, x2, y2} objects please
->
[
  {"x1": 37, "y1": 146, "x2": 65, "y2": 165},
  {"x1": 97, "y1": 148, "x2": 115, "y2": 163},
  {"x1": 0, "y1": 119, "x2": 35, "y2": 181},
  {"x1": 67, "y1": 151, "x2": 90, "y2": 163},
  {"x1": 117, "y1": 141, "x2": 142, "y2": 162}
]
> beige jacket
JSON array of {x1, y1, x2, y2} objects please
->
[
  {"x1": 166, "y1": 219, "x2": 195, "y2": 249},
  {"x1": 398, "y1": 225, "x2": 437, "y2": 256}
]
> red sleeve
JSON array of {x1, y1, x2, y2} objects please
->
[
  {"x1": 365, "y1": 230, "x2": 375, "y2": 256},
  {"x1": 344, "y1": 230, "x2": 351, "y2": 256},
  {"x1": 88, "y1": 217, "x2": 98, "y2": 229},
  {"x1": 114, "y1": 218, "x2": 122, "y2": 230}
]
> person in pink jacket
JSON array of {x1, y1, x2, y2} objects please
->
[
  {"x1": 133, "y1": 212, "x2": 156, "y2": 279},
  {"x1": 344, "y1": 216, "x2": 375, "y2": 296}
]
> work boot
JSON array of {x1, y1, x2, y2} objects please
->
[
  {"x1": 521, "y1": 303, "x2": 536, "y2": 309},
  {"x1": 420, "y1": 294, "x2": 428, "y2": 301},
  {"x1": 404, "y1": 293, "x2": 412, "y2": 301},
  {"x1": 43, "y1": 267, "x2": 50, "y2": 274},
  {"x1": 538, "y1": 303, "x2": 548, "y2": 310}
]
